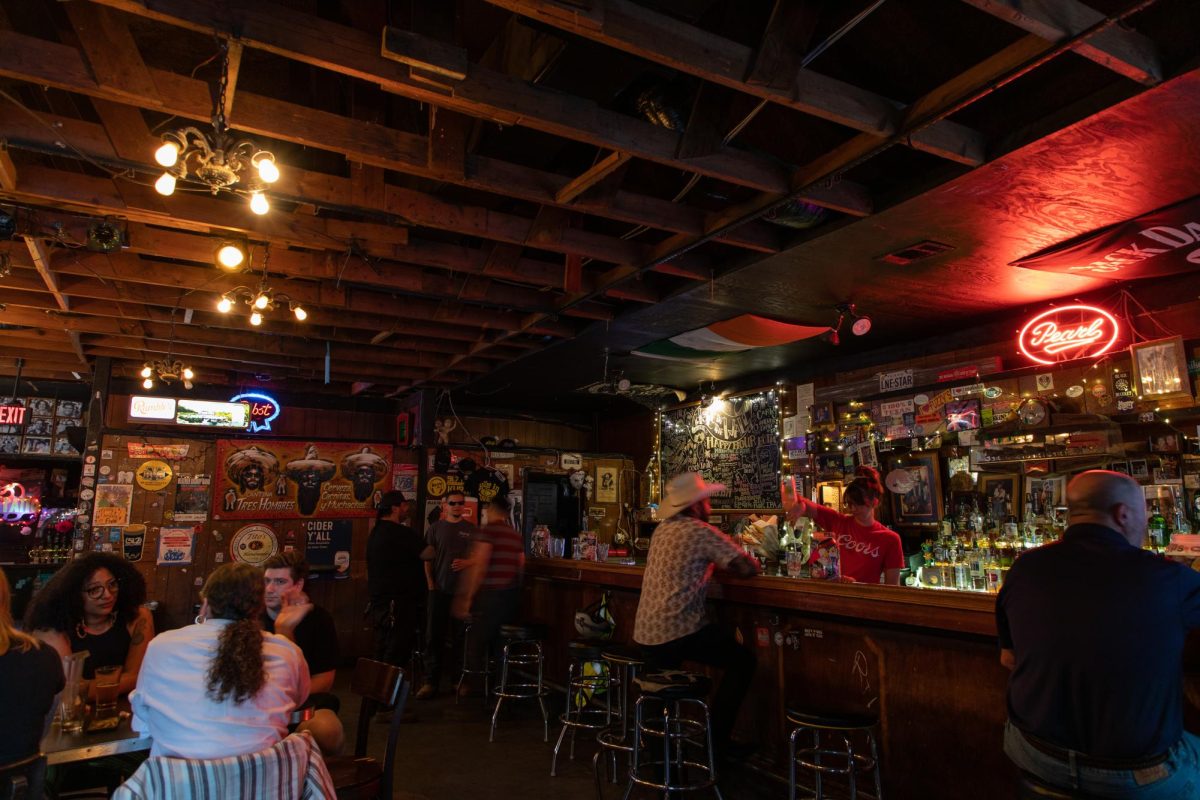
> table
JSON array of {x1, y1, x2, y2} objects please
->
[{"x1": 41, "y1": 717, "x2": 152, "y2": 766}]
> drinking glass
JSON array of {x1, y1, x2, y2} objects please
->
[
  {"x1": 597, "y1": 543, "x2": 610, "y2": 562},
  {"x1": 786, "y1": 549, "x2": 804, "y2": 578},
  {"x1": 93, "y1": 665, "x2": 122, "y2": 717},
  {"x1": 549, "y1": 537, "x2": 566, "y2": 558}
]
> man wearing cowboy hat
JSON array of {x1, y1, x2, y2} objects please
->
[{"x1": 634, "y1": 472, "x2": 759, "y2": 758}]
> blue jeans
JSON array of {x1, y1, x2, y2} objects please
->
[{"x1": 1004, "y1": 721, "x2": 1200, "y2": 799}]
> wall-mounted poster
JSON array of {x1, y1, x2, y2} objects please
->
[
  {"x1": 392, "y1": 463, "x2": 418, "y2": 495},
  {"x1": 214, "y1": 440, "x2": 392, "y2": 519},
  {"x1": 660, "y1": 392, "x2": 782, "y2": 510},
  {"x1": 595, "y1": 466, "x2": 619, "y2": 504},
  {"x1": 156, "y1": 526, "x2": 195, "y2": 566},
  {"x1": 889, "y1": 454, "x2": 943, "y2": 525},
  {"x1": 93, "y1": 483, "x2": 133, "y2": 527},
  {"x1": 303, "y1": 519, "x2": 352, "y2": 580},
  {"x1": 173, "y1": 475, "x2": 211, "y2": 522}
]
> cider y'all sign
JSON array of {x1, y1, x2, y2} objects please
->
[{"x1": 1017, "y1": 305, "x2": 1120, "y2": 366}]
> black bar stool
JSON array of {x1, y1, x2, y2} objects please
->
[
  {"x1": 490, "y1": 622, "x2": 550, "y2": 743},
  {"x1": 786, "y1": 708, "x2": 883, "y2": 800},
  {"x1": 552, "y1": 639, "x2": 616, "y2": 776},
  {"x1": 592, "y1": 645, "x2": 644, "y2": 797},
  {"x1": 456, "y1": 620, "x2": 493, "y2": 705},
  {"x1": 623, "y1": 670, "x2": 722, "y2": 799}
]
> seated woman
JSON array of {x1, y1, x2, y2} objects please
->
[
  {"x1": 25, "y1": 552, "x2": 154, "y2": 697},
  {"x1": 0, "y1": 566, "x2": 64, "y2": 766},
  {"x1": 131, "y1": 562, "x2": 328, "y2": 759}
]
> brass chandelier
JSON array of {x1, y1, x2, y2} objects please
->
[
  {"x1": 153, "y1": 40, "x2": 280, "y2": 214},
  {"x1": 216, "y1": 246, "x2": 307, "y2": 326},
  {"x1": 141, "y1": 359, "x2": 195, "y2": 391}
]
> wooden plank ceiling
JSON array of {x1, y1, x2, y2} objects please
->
[{"x1": 0, "y1": 0, "x2": 1193, "y2": 401}]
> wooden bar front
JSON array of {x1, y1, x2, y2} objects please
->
[{"x1": 523, "y1": 559, "x2": 1013, "y2": 799}]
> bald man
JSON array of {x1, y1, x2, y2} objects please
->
[{"x1": 997, "y1": 470, "x2": 1200, "y2": 796}]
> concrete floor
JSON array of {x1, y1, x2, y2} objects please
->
[{"x1": 335, "y1": 678, "x2": 785, "y2": 800}]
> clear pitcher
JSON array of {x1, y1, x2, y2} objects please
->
[{"x1": 58, "y1": 650, "x2": 89, "y2": 733}]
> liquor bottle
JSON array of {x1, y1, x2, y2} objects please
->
[{"x1": 1148, "y1": 501, "x2": 1167, "y2": 552}]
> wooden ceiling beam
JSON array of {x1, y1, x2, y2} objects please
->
[
  {"x1": 61, "y1": 1, "x2": 163, "y2": 106},
  {"x1": 960, "y1": 0, "x2": 1161, "y2": 86},
  {"x1": 86, "y1": 0, "x2": 798, "y2": 195},
  {"x1": 22, "y1": 236, "x2": 88, "y2": 367},
  {"x1": 0, "y1": 145, "x2": 16, "y2": 191},
  {"x1": 0, "y1": 27, "x2": 780, "y2": 257},
  {"x1": 555, "y1": 151, "x2": 633, "y2": 205},
  {"x1": 482, "y1": 0, "x2": 987, "y2": 167}
]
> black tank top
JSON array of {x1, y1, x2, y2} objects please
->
[{"x1": 69, "y1": 618, "x2": 131, "y2": 678}]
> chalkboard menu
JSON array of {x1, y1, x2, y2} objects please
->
[{"x1": 660, "y1": 392, "x2": 782, "y2": 510}]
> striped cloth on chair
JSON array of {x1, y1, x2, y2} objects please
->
[{"x1": 112, "y1": 731, "x2": 335, "y2": 799}]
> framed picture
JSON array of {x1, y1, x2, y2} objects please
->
[
  {"x1": 1150, "y1": 433, "x2": 1180, "y2": 453},
  {"x1": 56, "y1": 399, "x2": 83, "y2": 418},
  {"x1": 816, "y1": 480, "x2": 844, "y2": 511},
  {"x1": 1130, "y1": 459, "x2": 1150, "y2": 481},
  {"x1": 979, "y1": 474, "x2": 1020, "y2": 521},
  {"x1": 27, "y1": 397, "x2": 54, "y2": 417},
  {"x1": 1110, "y1": 460, "x2": 1130, "y2": 475},
  {"x1": 1153, "y1": 456, "x2": 1182, "y2": 484},
  {"x1": 24, "y1": 417, "x2": 53, "y2": 437},
  {"x1": 1130, "y1": 336, "x2": 1192, "y2": 402},
  {"x1": 0, "y1": 435, "x2": 20, "y2": 454},
  {"x1": 944, "y1": 398, "x2": 981, "y2": 432},
  {"x1": 21, "y1": 436, "x2": 50, "y2": 454},
  {"x1": 1025, "y1": 475, "x2": 1066, "y2": 517},
  {"x1": 809, "y1": 402, "x2": 835, "y2": 430},
  {"x1": 889, "y1": 453, "x2": 942, "y2": 524}
]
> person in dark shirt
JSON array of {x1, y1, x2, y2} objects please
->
[
  {"x1": 261, "y1": 551, "x2": 343, "y2": 755},
  {"x1": 418, "y1": 489, "x2": 476, "y2": 699},
  {"x1": 365, "y1": 491, "x2": 425, "y2": 669},
  {"x1": 452, "y1": 496, "x2": 524, "y2": 696},
  {"x1": 0, "y1": 566, "x2": 64, "y2": 766},
  {"x1": 997, "y1": 470, "x2": 1200, "y2": 796}
]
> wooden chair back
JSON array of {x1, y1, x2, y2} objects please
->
[{"x1": 348, "y1": 657, "x2": 409, "y2": 799}]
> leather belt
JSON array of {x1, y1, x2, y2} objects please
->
[{"x1": 1022, "y1": 731, "x2": 1167, "y2": 771}]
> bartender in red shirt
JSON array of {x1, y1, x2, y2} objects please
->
[{"x1": 785, "y1": 466, "x2": 905, "y2": 584}]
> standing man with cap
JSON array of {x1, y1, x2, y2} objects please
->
[
  {"x1": 998, "y1": 469, "x2": 1200, "y2": 796},
  {"x1": 366, "y1": 491, "x2": 426, "y2": 671},
  {"x1": 634, "y1": 472, "x2": 759, "y2": 758}
]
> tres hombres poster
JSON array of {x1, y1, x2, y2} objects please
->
[{"x1": 213, "y1": 440, "x2": 392, "y2": 520}]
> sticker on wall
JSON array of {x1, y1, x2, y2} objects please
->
[
  {"x1": 214, "y1": 552, "x2": 225, "y2": 563},
  {"x1": 561, "y1": 452, "x2": 583, "y2": 470},
  {"x1": 94, "y1": 484, "x2": 132, "y2": 527},
  {"x1": 426, "y1": 475, "x2": 448, "y2": 498},
  {"x1": 173, "y1": 475, "x2": 211, "y2": 522},
  {"x1": 99, "y1": 466, "x2": 111, "y2": 476},
  {"x1": 230, "y1": 523, "x2": 279, "y2": 565},
  {"x1": 157, "y1": 527, "x2": 196, "y2": 565},
  {"x1": 135, "y1": 460, "x2": 174, "y2": 491},
  {"x1": 83, "y1": 464, "x2": 95, "y2": 477},
  {"x1": 79, "y1": 488, "x2": 95, "y2": 501},
  {"x1": 101, "y1": 449, "x2": 113, "y2": 460},
  {"x1": 1035, "y1": 373, "x2": 1054, "y2": 392},
  {"x1": 122, "y1": 525, "x2": 146, "y2": 561},
  {"x1": 117, "y1": 471, "x2": 134, "y2": 485}
]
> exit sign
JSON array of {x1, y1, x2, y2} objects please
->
[{"x1": 0, "y1": 405, "x2": 26, "y2": 425}]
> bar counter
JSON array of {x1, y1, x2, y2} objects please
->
[{"x1": 521, "y1": 558, "x2": 1200, "y2": 799}]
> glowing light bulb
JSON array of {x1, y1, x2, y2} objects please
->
[
  {"x1": 256, "y1": 157, "x2": 279, "y2": 183},
  {"x1": 253, "y1": 293, "x2": 270, "y2": 310},
  {"x1": 249, "y1": 192, "x2": 269, "y2": 215},
  {"x1": 292, "y1": 305, "x2": 307, "y2": 321},
  {"x1": 249, "y1": 311, "x2": 263, "y2": 326},
  {"x1": 182, "y1": 367, "x2": 194, "y2": 380},
  {"x1": 217, "y1": 296, "x2": 233, "y2": 313},
  {"x1": 142, "y1": 377, "x2": 154, "y2": 390},
  {"x1": 155, "y1": 172, "x2": 176, "y2": 196},
  {"x1": 154, "y1": 141, "x2": 179, "y2": 168},
  {"x1": 216, "y1": 244, "x2": 245, "y2": 269},
  {"x1": 140, "y1": 365, "x2": 152, "y2": 378}
]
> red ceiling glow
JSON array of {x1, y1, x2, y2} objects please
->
[{"x1": 1018, "y1": 305, "x2": 1120, "y2": 366}]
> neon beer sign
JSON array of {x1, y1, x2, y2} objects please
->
[
  {"x1": 1018, "y1": 305, "x2": 1120, "y2": 365},
  {"x1": 229, "y1": 392, "x2": 281, "y2": 433}
]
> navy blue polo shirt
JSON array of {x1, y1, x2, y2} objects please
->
[{"x1": 997, "y1": 523, "x2": 1200, "y2": 759}]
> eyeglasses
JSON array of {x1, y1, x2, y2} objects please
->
[
  {"x1": 446, "y1": 500, "x2": 465, "y2": 506},
  {"x1": 84, "y1": 579, "x2": 120, "y2": 600}
]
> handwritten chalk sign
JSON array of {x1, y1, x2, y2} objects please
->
[{"x1": 660, "y1": 394, "x2": 781, "y2": 510}]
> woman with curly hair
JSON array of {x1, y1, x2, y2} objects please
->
[
  {"x1": 130, "y1": 562, "x2": 310, "y2": 759},
  {"x1": 25, "y1": 551, "x2": 154, "y2": 696}
]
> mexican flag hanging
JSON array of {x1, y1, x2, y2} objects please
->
[{"x1": 633, "y1": 314, "x2": 828, "y2": 362}]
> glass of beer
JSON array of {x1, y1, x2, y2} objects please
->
[{"x1": 93, "y1": 665, "x2": 122, "y2": 718}]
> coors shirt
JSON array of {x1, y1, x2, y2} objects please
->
[{"x1": 807, "y1": 505, "x2": 904, "y2": 583}]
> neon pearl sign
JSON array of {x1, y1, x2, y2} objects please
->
[{"x1": 1018, "y1": 304, "x2": 1120, "y2": 366}]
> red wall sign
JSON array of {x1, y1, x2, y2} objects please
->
[
  {"x1": 0, "y1": 405, "x2": 26, "y2": 425},
  {"x1": 1018, "y1": 305, "x2": 1120, "y2": 365}
]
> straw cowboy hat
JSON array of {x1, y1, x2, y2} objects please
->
[{"x1": 660, "y1": 472, "x2": 726, "y2": 518}]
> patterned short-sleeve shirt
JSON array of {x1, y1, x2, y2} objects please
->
[{"x1": 634, "y1": 514, "x2": 749, "y2": 646}]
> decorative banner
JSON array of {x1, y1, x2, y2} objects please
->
[
  {"x1": 156, "y1": 526, "x2": 195, "y2": 566},
  {"x1": 127, "y1": 442, "x2": 190, "y2": 460},
  {"x1": 1017, "y1": 305, "x2": 1120, "y2": 365},
  {"x1": 229, "y1": 392, "x2": 281, "y2": 433},
  {"x1": 303, "y1": 519, "x2": 353, "y2": 580},
  {"x1": 1012, "y1": 195, "x2": 1200, "y2": 280},
  {"x1": 230, "y1": 523, "x2": 279, "y2": 565},
  {"x1": 121, "y1": 525, "x2": 146, "y2": 561},
  {"x1": 634, "y1": 314, "x2": 828, "y2": 361},
  {"x1": 214, "y1": 440, "x2": 392, "y2": 519},
  {"x1": 173, "y1": 475, "x2": 211, "y2": 522},
  {"x1": 93, "y1": 484, "x2": 133, "y2": 527},
  {"x1": 134, "y1": 459, "x2": 174, "y2": 491}
]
